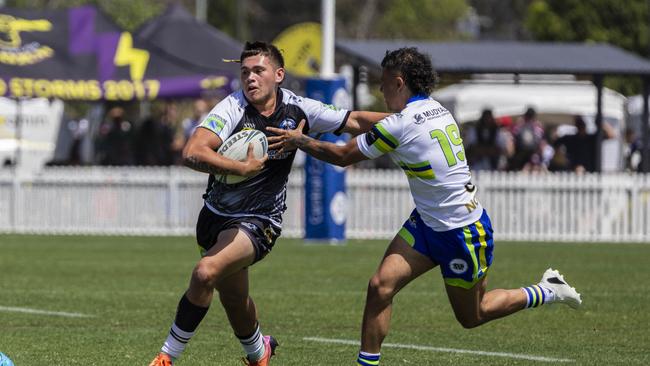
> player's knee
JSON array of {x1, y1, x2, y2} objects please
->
[
  {"x1": 367, "y1": 274, "x2": 396, "y2": 302},
  {"x1": 192, "y1": 261, "x2": 219, "y2": 288}
]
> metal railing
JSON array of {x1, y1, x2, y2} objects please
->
[{"x1": 1, "y1": 167, "x2": 649, "y2": 242}]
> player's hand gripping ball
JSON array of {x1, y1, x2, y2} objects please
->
[{"x1": 216, "y1": 129, "x2": 268, "y2": 184}]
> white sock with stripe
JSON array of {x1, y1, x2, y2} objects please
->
[
  {"x1": 161, "y1": 323, "x2": 194, "y2": 359},
  {"x1": 357, "y1": 351, "x2": 381, "y2": 365},
  {"x1": 522, "y1": 284, "x2": 555, "y2": 308},
  {"x1": 238, "y1": 323, "x2": 265, "y2": 361}
]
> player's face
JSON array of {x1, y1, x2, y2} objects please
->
[
  {"x1": 241, "y1": 54, "x2": 285, "y2": 105},
  {"x1": 380, "y1": 68, "x2": 405, "y2": 112}
]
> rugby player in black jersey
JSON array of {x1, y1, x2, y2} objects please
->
[{"x1": 148, "y1": 41, "x2": 387, "y2": 366}]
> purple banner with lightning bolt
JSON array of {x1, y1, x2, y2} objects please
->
[{"x1": 0, "y1": 5, "x2": 236, "y2": 101}]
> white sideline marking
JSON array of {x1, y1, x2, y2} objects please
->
[
  {"x1": 0, "y1": 306, "x2": 94, "y2": 318},
  {"x1": 303, "y1": 337, "x2": 574, "y2": 363}
]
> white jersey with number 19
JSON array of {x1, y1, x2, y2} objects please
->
[{"x1": 357, "y1": 97, "x2": 483, "y2": 231}]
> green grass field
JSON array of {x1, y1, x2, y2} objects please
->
[{"x1": 1, "y1": 235, "x2": 649, "y2": 365}]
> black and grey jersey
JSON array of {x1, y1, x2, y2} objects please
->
[{"x1": 197, "y1": 88, "x2": 350, "y2": 228}]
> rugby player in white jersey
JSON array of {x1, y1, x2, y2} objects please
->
[
  {"x1": 147, "y1": 41, "x2": 387, "y2": 366},
  {"x1": 268, "y1": 47, "x2": 582, "y2": 366}
]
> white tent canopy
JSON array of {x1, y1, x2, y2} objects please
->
[
  {"x1": 433, "y1": 78, "x2": 626, "y2": 171},
  {"x1": 433, "y1": 79, "x2": 626, "y2": 126},
  {"x1": 0, "y1": 97, "x2": 64, "y2": 174}
]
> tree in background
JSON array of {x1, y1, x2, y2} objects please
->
[
  {"x1": 5, "y1": 0, "x2": 167, "y2": 31},
  {"x1": 374, "y1": 0, "x2": 469, "y2": 40},
  {"x1": 525, "y1": 0, "x2": 650, "y2": 95},
  {"x1": 469, "y1": 0, "x2": 533, "y2": 40},
  {"x1": 526, "y1": 0, "x2": 649, "y2": 56},
  {"x1": 207, "y1": 0, "x2": 472, "y2": 42},
  {"x1": 5, "y1": 0, "x2": 475, "y2": 42}
]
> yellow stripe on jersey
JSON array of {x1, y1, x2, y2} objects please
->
[
  {"x1": 370, "y1": 124, "x2": 399, "y2": 154},
  {"x1": 375, "y1": 124, "x2": 399, "y2": 147},
  {"x1": 398, "y1": 161, "x2": 436, "y2": 179},
  {"x1": 373, "y1": 137, "x2": 394, "y2": 154}
]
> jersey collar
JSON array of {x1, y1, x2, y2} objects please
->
[{"x1": 407, "y1": 94, "x2": 429, "y2": 105}]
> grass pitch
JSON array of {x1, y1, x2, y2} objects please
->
[{"x1": 1, "y1": 235, "x2": 649, "y2": 365}]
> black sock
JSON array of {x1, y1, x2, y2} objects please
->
[{"x1": 174, "y1": 294, "x2": 209, "y2": 332}]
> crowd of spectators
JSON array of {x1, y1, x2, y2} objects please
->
[
  {"x1": 464, "y1": 107, "x2": 642, "y2": 173},
  {"x1": 54, "y1": 101, "x2": 644, "y2": 173},
  {"x1": 62, "y1": 98, "x2": 210, "y2": 167}
]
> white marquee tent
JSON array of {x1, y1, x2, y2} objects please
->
[
  {"x1": 433, "y1": 79, "x2": 627, "y2": 127},
  {"x1": 432, "y1": 78, "x2": 627, "y2": 171}
]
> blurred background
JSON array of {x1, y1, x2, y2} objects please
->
[
  {"x1": 3, "y1": 4, "x2": 650, "y2": 365},
  {"x1": 1, "y1": 0, "x2": 650, "y2": 242}
]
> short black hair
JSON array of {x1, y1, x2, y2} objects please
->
[
  {"x1": 240, "y1": 41, "x2": 285, "y2": 68},
  {"x1": 574, "y1": 115, "x2": 586, "y2": 129},
  {"x1": 381, "y1": 47, "x2": 436, "y2": 95}
]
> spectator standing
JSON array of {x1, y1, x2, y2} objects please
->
[
  {"x1": 623, "y1": 127, "x2": 643, "y2": 172},
  {"x1": 96, "y1": 107, "x2": 134, "y2": 165},
  {"x1": 182, "y1": 99, "x2": 210, "y2": 141},
  {"x1": 511, "y1": 107, "x2": 545, "y2": 170},
  {"x1": 466, "y1": 109, "x2": 511, "y2": 170},
  {"x1": 555, "y1": 116, "x2": 614, "y2": 173},
  {"x1": 134, "y1": 114, "x2": 175, "y2": 166}
]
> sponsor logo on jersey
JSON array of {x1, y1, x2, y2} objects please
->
[
  {"x1": 322, "y1": 102, "x2": 339, "y2": 111},
  {"x1": 464, "y1": 197, "x2": 480, "y2": 213},
  {"x1": 268, "y1": 149, "x2": 292, "y2": 160},
  {"x1": 243, "y1": 121, "x2": 256, "y2": 129},
  {"x1": 421, "y1": 106, "x2": 450, "y2": 119},
  {"x1": 264, "y1": 227, "x2": 275, "y2": 244},
  {"x1": 279, "y1": 117, "x2": 297, "y2": 130},
  {"x1": 449, "y1": 259, "x2": 468, "y2": 274},
  {"x1": 202, "y1": 114, "x2": 226, "y2": 133},
  {"x1": 408, "y1": 214, "x2": 417, "y2": 228},
  {"x1": 413, "y1": 113, "x2": 425, "y2": 124}
]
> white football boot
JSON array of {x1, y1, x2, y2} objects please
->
[{"x1": 538, "y1": 268, "x2": 582, "y2": 309}]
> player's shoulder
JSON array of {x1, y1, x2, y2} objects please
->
[
  {"x1": 280, "y1": 88, "x2": 329, "y2": 109},
  {"x1": 215, "y1": 90, "x2": 248, "y2": 111},
  {"x1": 280, "y1": 88, "x2": 303, "y2": 105},
  {"x1": 202, "y1": 91, "x2": 247, "y2": 128},
  {"x1": 403, "y1": 98, "x2": 452, "y2": 126}
]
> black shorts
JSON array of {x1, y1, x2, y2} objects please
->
[{"x1": 196, "y1": 205, "x2": 281, "y2": 263}]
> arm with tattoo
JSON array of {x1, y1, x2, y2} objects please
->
[
  {"x1": 183, "y1": 154, "x2": 231, "y2": 176},
  {"x1": 182, "y1": 128, "x2": 267, "y2": 176}
]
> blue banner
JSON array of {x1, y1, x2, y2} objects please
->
[{"x1": 304, "y1": 77, "x2": 349, "y2": 242}]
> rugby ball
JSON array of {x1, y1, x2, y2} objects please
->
[{"x1": 216, "y1": 129, "x2": 268, "y2": 184}]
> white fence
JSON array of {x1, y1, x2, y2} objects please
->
[{"x1": 1, "y1": 167, "x2": 649, "y2": 242}]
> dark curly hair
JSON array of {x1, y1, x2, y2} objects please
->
[
  {"x1": 381, "y1": 47, "x2": 437, "y2": 95},
  {"x1": 240, "y1": 41, "x2": 285, "y2": 68}
]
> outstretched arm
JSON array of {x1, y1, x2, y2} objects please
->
[
  {"x1": 342, "y1": 111, "x2": 390, "y2": 136},
  {"x1": 267, "y1": 119, "x2": 368, "y2": 167},
  {"x1": 182, "y1": 128, "x2": 267, "y2": 176}
]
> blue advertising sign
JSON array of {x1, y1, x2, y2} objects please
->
[{"x1": 304, "y1": 77, "x2": 349, "y2": 242}]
